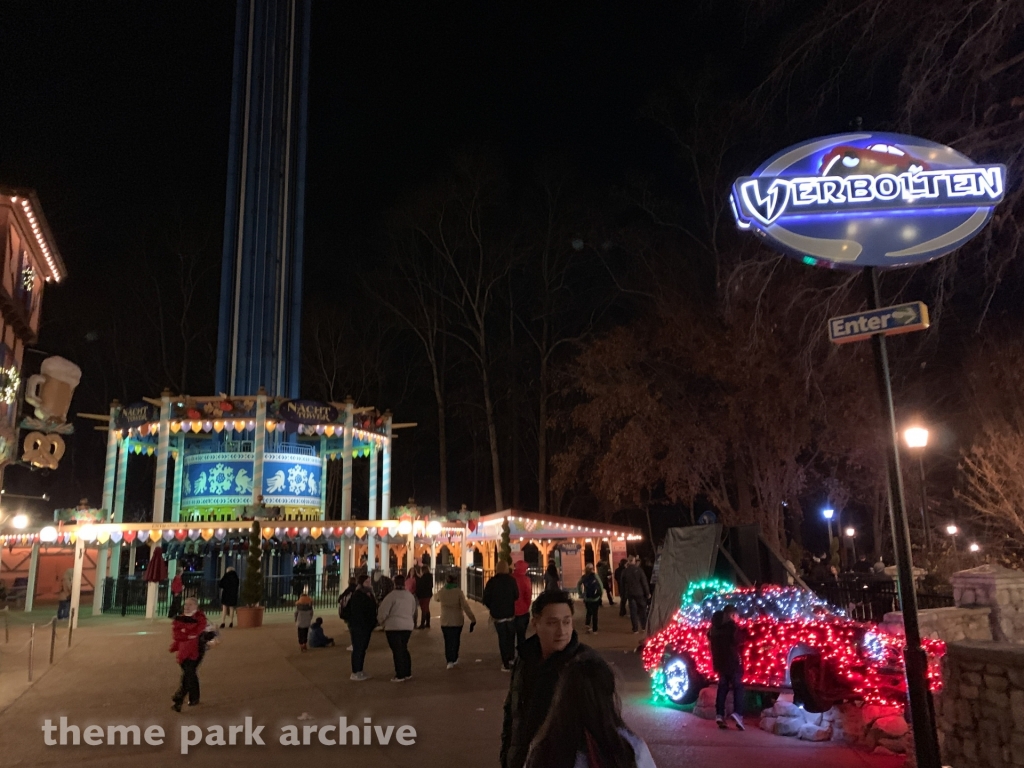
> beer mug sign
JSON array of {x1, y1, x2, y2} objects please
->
[{"x1": 25, "y1": 356, "x2": 81, "y2": 424}]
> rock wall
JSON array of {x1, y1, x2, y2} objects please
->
[
  {"x1": 951, "y1": 565, "x2": 1024, "y2": 644},
  {"x1": 937, "y1": 641, "x2": 1024, "y2": 768},
  {"x1": 881, "y1": 606, "x2": 993, "y2": 643}
]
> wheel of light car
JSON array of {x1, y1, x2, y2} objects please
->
[
  {"x1": 789, "y1": 653, "x2": 835, "y2": 713},
  {"x1": 661, "y1": 654, "x2": 702, "y2": 706}
]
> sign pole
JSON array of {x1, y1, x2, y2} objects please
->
[{"x1": 865, "y1": 266, "x2": 941, "y2": 768}]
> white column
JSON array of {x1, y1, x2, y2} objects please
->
[
  {"x1": 24, "y1": 541, "x2": 39, "y2": 612},
  {"x1": 381, "y1": 413, "x2": 392, "y2": 572},
  {"x1": 318, "y1": 435, "x2": 328, "y2": 519},
  {"x1": 171, "y1": 434, "x2": 185, "y2": 523},
  {"x1": 253, "y1": 389, "x2": 268, "y2": 505},
  {"x1": 459, "y1": 532, "x2": 468, "y2": 596},
  {"x1": 95, "y1": 402, "x2": 120, "y2": 616},
  {"x1": 315, "y1": 552, "x2": 324, "y2": 595},
  {"x1": 92, "y1": 549, "x2": 107, "y2": 616},
  {"x1": 430, "y1": 541, "x2": 437, "y2": 571},
  {"x1": 339, "y1": 399, "x2": 354, "y2": 578},
  {"x1": 151, "y1": 390, "x2": 172, "y2": 523},
  {"x1": 110, "y1": 437, "x2": 129, "y2": 576},
  {"x1": 70, "y1": 536, "x2": 85, "y2": 629},
  {"x1": 368, "y1": 445, "x2": 378, "y2": 570}
]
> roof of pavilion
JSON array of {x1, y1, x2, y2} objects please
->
[{"x1": 467, "y1": 510, "x2": 643, "y2": 543}]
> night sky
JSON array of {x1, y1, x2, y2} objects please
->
[{"x1": 0, "y1": 2, "x2": 735, "y2": 512}]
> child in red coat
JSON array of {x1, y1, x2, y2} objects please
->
[{"x1": 170, "y1": 598, "x2": 207, "y2": 711}]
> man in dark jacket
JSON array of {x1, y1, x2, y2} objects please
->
[
  {"x1": 483, "y1": 559, "x2": 519, "y2": 671},
  {"x1": 217, "y1": 567, "x2": 239, "y2": 629},
  {"x1": 614, "y1": 559, "x2": 627, "y2": 616},
  {"x1": 342, "y1": 574, "x2": 378, "y2": 681},
  {"x1": 620, "y1": 557, "x2": 651, "y2": 633},
  {"x1": 596, "y1": 559, "x2": 613, "y2": 605},
  {"x1": 500, "y1": 590, "x2": 590, "y2": 768},
  {"x1": 415, "y1": 564, "x2": 434, "y2": 628},
  {"x1": 708, "y1": 606, "x2": 745, "y2": 729}
]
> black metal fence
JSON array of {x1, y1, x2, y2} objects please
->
[{"x1": 808, "y1": 578, "x2": 954, "y2": 622}]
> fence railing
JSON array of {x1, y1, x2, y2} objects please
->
[{"x1": 808, "y1": 578, "x2": 954, "y2": 623}]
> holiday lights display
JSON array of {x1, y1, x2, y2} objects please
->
[{"x1": 643, "y1": 585, "x2": 945, "y2": 709}]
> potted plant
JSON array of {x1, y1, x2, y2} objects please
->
[{"x1": 235, "y1": 520, "x2": 265, "y2": 628}]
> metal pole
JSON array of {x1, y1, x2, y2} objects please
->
[
  {"x1": 28, "y1": 623, "x2": 34, "y2": 682},
  {"x1": 918, "y1": 454, "x2": 931, "y2": 554},
  {"x1": 3, "y1": 606, "x2": 8, "y2": 643},
  {"x1": 49, "y1": 617, "x2": 56, "y2": 664},
  {"x1": 866, "y1": 267, "x2": 941, "y2": 768},
  {"x1": 67, "y1": 608, "x2": 75, "y2": 648}
]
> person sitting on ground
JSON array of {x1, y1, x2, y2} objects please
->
[
  {"x1": 501, "y1": 590, "x2": 590, "y2": 768},
  {"x1": 308, "y1": 616, "x2": 335, "y2": 648},
  {"x1": 524, "y1": 653, "x2": 658, "y2": 768}
]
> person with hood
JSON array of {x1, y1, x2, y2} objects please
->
[
  {"x1": 596, "y1": 558, "x2": 614, "y2": 606},
  {"x1": 620, "y1": 558, "x2": 650, "y2": 634},
  {"x1": 170, "y1": 597, "x2": 207, "y2": 711},
  {"x1": 501, "y1": 590, "x2": 590, "y2": 768},
  {"x1": 436, "y1": 572, "x2": 477, "y2": 668},
  {"x1": 512, "y1": 560, "x2": 533, "y2": 652},
  {"x1": 308, "y1": 617, "x2": 335, "y2": 648},
  {"x1": 614, "y1": 559, "x2": 628, "y2": 617},
  {"x1": 341, "y1": 574, "x2": 378, "y2": 681},
  {"x1": 218, "y1": 566, "x2": 239, "y2": 628},
  {"x1": 483, "y1": 559, "x2": 520, "y2": 671},
  {"x1": 576, "y1": 563, "x2": 604, "y2": 634},
  {"x1": 377, "y1": 573, "x2": 418, "y2": 681},
  {"x1": 294, "y1": 592, "x2": 314, "y2": 652},
  {"x1": 544, "y1": 561, "x2": 561, "y2": 592},
  {"x1": 524, "y1": 654, "x2": 657, "y2": 768},
  {"x1": 416, "y1": 563, "x2": 434, "y2": 628},
  {"x1": 708, "y1": 606, "x2": 745, "y2": 730}
]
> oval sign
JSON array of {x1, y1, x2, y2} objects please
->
[
  {"x1": 730, "y1": 132, "x2": 1005, "y2": 268},
  {"x1": 279, "y1": 399, "x2": 338, "y2": 425}
]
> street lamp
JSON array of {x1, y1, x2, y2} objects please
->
[
  {"x1": 946, "y1": 524, "x2": 960, "y2": 569},
  {"x1": 845, "y1": 527, "x2": 857, "y2": 562},
  {"x1": 969, "y1": 542, "x2": 980, "y2": 554},
  {"x1": 903, "y1": 426, "x2": 931, "y2": 554},
  {"x1": 12, "y1": 513, "x2": 28, "y2": 529}
]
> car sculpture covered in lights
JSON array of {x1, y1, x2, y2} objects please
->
[{"x1": 642, "y1": 581, "x2": 945, "y2": 712}]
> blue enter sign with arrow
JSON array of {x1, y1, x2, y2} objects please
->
[{"x1": 828, "y1": 301, "x2": 930, "y2": 344}]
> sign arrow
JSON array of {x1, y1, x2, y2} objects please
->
[{"x1": 828, "y1": 301, "x2": 930, "y2": 344}]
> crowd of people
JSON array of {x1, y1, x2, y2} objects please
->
[{"x1": 168, "y1": 554, "x2": 661, "y2": 767}]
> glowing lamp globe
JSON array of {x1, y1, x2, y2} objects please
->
[
  {"x1": 822, "y1": 509, "x2": 834, "y2": 521},
  {"x1": 12, "y1": 513, "x2": 28, "y2": 529},
  {"x1": 39, "y1": 526, "x2": 58, "y2": 543},
  {"x1": 946, "y1": 524, "x2": 958, "y2": 536},
  {"x1": 969, "y1": 543, "x2": 980, "y2": 553},
  {"x1": 398, "y1": 519, "x2": 412, "y2": 536},
  {"x1": 844, "y1": 527, "x2": 856, "y2": 538},
  {"x1": 426, "y1": 520, "x2": 442, "y2": 537},
  {"x1": 78, "y1": 525, "x2": 98, "y2": 542},
  {"x1": 904, "y1": 426, "x2": 929, "y2": 449}
]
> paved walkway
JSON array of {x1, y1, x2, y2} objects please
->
[{"x1": 0, "y1": 600, "x2": 903, "y2": 767}]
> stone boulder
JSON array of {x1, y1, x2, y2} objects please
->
[{"x1": 692, "y1": 686, "x2": 731, "y2": 720}]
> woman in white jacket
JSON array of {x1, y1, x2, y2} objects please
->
[{"x1": 377, "y1": 573, "x2": 418, "y2": 682}]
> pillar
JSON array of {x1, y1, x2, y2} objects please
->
[
  {"x1": 318, "y1": 435, "x2": 328, "y2": 519},
  {"x1": 340, "y1": 398, "x2": 354, "y2": 578},
  {"x1": 151, "y1": 389, "x2": 172, "y2": 523},
  {"x1": 315, "y1": 551, "x2": 324, "y2": 595},
  {"x1": 95, "y1": 400, "x2": 120, "y2": 615},
  {"x1": 368, "y1": 444, "x2": 378, "y2": 570},
  {"x1": 24, "y1": 541, "x2": 39, "y2": 612},
  {"x1": 381, "y1": 412, "x2": 392, "y2": 572},
  {"x1": 252, "y1": 388, "x2": 268, "y2": 505},
  {"x1": 459, "y1": 531, "x2": 468, "y2": 596},
  {"x1": 70, "y1": 536, "x2": 85, "y2": 629},
  {"x1": 171, "y1": 434, "x2": 185, "y2": 523},
  {"x1": 430, "y1": 540, "x2": 437, "y2": 571},
  {"x1": 110, "y1": 437, "x2": 129, "y2": 577}
]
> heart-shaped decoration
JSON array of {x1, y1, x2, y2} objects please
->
[
  {"x1": 175, "y1": 529, "x2": 187, "y2": 541},
  {"x1": 163, "y1": 529, "x2": 175, "y2": 541},
  {"x1": 123, "y1": 530, "x2": 137, "y2": 543},
  {"x1": 110, "y1": 530, "x2": 123, "y2": 543},
  {"x1": 188, "y1": 529, "x2": 201, "y2": 540}
]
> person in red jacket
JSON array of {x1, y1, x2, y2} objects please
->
[
  {"x1": 512, "y1": 560, "x2": 533, "y2": 653},
  {"x1": 170, "y1": 598, "x2": 207, "y2": 711}
]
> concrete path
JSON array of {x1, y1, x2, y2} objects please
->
[{"x1": 0, "y1": 600, "x2": 903, "y2": 767}]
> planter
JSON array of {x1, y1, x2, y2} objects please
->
[{"x1": 235, "y1": 606, "x2": 264, "y2": 629}]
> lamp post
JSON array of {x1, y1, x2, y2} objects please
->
[
  {"x1": 903, "y1": 426, "x2": 931, "y2": 554},
  {"x1": 845, "y1": 527, "x2": 857, "y2": 564},
  {"x1": 946, "y1": 524, "x2": 960, "y2": 569},
  {"x1": 823, "y1": 508, "x2": 835, "y2": 559}
]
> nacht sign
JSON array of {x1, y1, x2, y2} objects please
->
[
  {"x1": 279, "y1": 399, "x2": 338, "y2": 425},
  {"x1": 730, "y1": 132, "x2": 1005, "y2": 268},
  {"x1": 828, "y1": 302, "x2": 929, "y2": 345}
]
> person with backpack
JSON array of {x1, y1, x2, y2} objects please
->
[
  {"x1": 483, "y1": 559, "x2": 520, "y2": 671},
  {"x1": 524, "y1": 653, "x2": 658, "y2": 768},
  {"x1": 708, "y1": 606, "x2": 745, "y2": 730},
  {"x1": 576, "y1": 563, "x2": 604, "y2": 634},
  {"x1": 341, "y1": 574, "x2": 378, "y2": 681}
]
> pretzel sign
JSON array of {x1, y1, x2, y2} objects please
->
[{"x1": 22, "y1": 431, "x2": 65, "y2": 470}]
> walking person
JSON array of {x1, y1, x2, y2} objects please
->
[
  {"x1": 295, "y1": 592, "x2": 314, "y2": 652},
  {"x1": 708, "y1": 606, "x2": 745, "y2": 730},
  {"x1": 342, "y1": 574, "x2": 377, "y2": 681},
  {"x1": 405, "y1": 565, "x2": 419, "y2": 626},
  {"x1": 500, "y1": 590, "x2": 591, "y2": 768},
  {"x1": 378, "y1": 573, "x2": 417, "y2": 682},
  {"x1": 524, "y1": 654, "x2": 658, "y2": 768},
  {"x1": 513, "y1": 560, "x2": 533, "y2": 653},
  {"x1": 483, "y1": 559, "x2": 520, "y2": 671},
  {"x1": 544, "y1": 560, "x2": 561, "y2": 592},
  {"x1": 577, "y1": 563, "x2": 604, "y2": 634},
  {"x1": 436, "y1": 572, "x2": 477, "y2": 669},
  {"x1": 218, "y1": 566, "x2": 239, "y2": 628},
  {"x1": 596, "y1": 558, "x2": 614, "y2": 606},
  {"x1": 416, "y1": 562, "x2": 434, "y2": 628},
  {"x1": 614, "y1": 559, "x2": 628, "y2": 617},
  {"x1": 170, "y1": 598, "x2": 207, "y2": 711},
  {"x1": 621, "y1": 557, "x2": 650, "y2": 634},
  {"x1": 168, "y1": 573, "x2": 184, "y2": 618}
]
